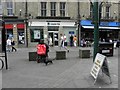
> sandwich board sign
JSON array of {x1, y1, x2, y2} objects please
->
[{"x1": 90, "y1": 53, "x2": 111, "y2": 84}]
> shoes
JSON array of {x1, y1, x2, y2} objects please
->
[
  {"x1": 67, "y1": 50, "x2": 69, "y2": 52},
  {"x1": 45, "y1": 61, "x2": 53, "y2": 66},
  {"x1": 37, "y1": 59, "x2": 40, "y2": 63}
]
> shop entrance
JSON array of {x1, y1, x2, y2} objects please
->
[{"x1": 48, "y1": 31, "x2": 58, "y2": 46}]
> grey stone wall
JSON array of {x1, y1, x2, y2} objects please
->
[{"x1": 2, "y1": 2, "x2": 119, "y2": 20}]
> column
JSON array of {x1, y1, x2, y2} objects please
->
[
  {"x1": 56, "y1": 2, "x2": 60, "y2": 16},
  {"x1": 44, "y1": 26, "x2": 48, "y2": 44},
  {"x1": 13, "y1": 24, "x2": 18, "y2": 47},
  {"x1": 47, "y1": 2, "x2": 50, "y2": 16}
]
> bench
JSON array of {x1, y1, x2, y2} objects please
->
[
  {"x1": 56, "y1": 50, "x2": 66, "y2": 60},
  {"x1": 28, "y1": 52, "x2": 51, "y2": 63},
  {"x1": 29, "y1": 52, "x2": 37, "y2": 61},
  {"x1": 79, "y1": 48, "x2": 90, "y2": 58}
]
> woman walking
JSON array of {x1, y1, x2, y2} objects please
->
[
  {"x1": 73, "y1": 35, "x2": 77, "y2": 47},
  {"x1": 11, "y1": 37, "x2": 17, "y2": 52}
]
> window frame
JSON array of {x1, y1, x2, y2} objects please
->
[
  {"x1": 50, "y1": 2, "x2": 56, "y2": 16},
  {"x1": 60, "y1": 2, "x2": 66, "y2": 17},
  {"x1": 41, "y1": 2, "x2": 47, "y2": 17},
  {"x1": 6, "y1": 1, "x2": 13, "y2": 16},
  {"x1": 106, "y1": 6, "x2": 110, "y2": 19}
]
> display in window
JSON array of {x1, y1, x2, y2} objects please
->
[
  {"x1": 18, "y1": 32, "x2": 24, "y2": 44},
  {"x1": 34, "y1": 30, "x2": 40, "y2": 39}
]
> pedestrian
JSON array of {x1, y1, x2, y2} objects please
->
[
  {"x1": 11, "y1": 37, "x2": 17, "y2": 52},
  {"x1": 6, "y1": 38, "x2": 12, "y2": 52},
  {"x1": 37, "y1": 39, "x2": 53, "y2": 65},
  {"x1": 49, "y1": 36, "x2": 53, "y2": 47},
  {"x1": 60, "y1": 34, "x2": 69, "y2": 52},
  {"x1": 73, "y1": 35, "x2": 77, "y2": 47},
  {"x1": 109, "y1": 39, "x2": 112, "y2": 43},
  {"x1": 70, "y1": 34, "x2": 73, "y2": 47},
  {"x1": 60, "y1": 33, "x2": 63, "y2": 49}
]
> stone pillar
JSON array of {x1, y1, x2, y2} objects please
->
[
  {"x1": 59, "y1": 26, "x2": 63, "y2": 35},
  {"x1": 66, "y1": 2, "x2": 68, "y2": 17},
  {"x1": 44, "y1": 26, "x2": 48, "y2": 44},
  {"x1": 56, "y1": 2, "x2": 60, "y2": 16},
  {"x1": 47, "y1": 2, "x2": 50, "y2": 16},
  {"x1": 28, "y1": 28, "x2": 31, "y2": 45},
  {"x1": 118, "y1": 31, "x2": 120, "y2": 40},
  {"x1": 13, "y1": 24, "x2": 18, "y2": 48}
]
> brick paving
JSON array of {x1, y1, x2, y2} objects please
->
[{"x1": 1, "y1": 46, "x2": 119, "y2": 88}]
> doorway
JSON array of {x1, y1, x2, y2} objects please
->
[
  {"x1": 18, "y1": 30, "x2": 25, "y2": 45},
  {"x1": 48, "y1": 31, "x2": 58, "y2": 46}
]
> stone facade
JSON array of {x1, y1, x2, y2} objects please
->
[{"x1": 1, "y1": 1, "x2": 120, "y2": 47}]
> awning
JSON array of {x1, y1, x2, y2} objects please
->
[
  {"x1": 82, "y1": 26, "x2": 120, "y2": 30},
  {"x1": 80, "y1": 20, "x2": 120, "y2": 27}
]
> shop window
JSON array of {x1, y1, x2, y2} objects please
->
[
  {"x1": 6, "y1": 29, "x2": 13, "y2": 39},
  {"x1": 18, "y1": 30, "x2": 25, "y2": 44},
  {"x1": 30, "y1": 29, "x2": 43, "y2": 42}
]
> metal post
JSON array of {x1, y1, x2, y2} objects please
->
[
  {"x1": 77, "y1": 1, "x2": 81, "y2": 46},
  {"x1": 118, "y1": 1, "x2": 120, "y2": 40},
  {"x1": 93, "y1": 1, "x2": 99, "y2": 62},
  {"x1": 2, "y1": 20, "x2": 8, "y2": 69},
  {"x1": 25, "y1": 0, "x2": 28, "y2": 47}
]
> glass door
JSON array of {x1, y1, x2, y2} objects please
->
[
  {"x1": 48, "y1": 32, "x2": 58, "y2": 46},
  {"x1": 54, "y1": 32, "x2": 58, "y2": 46}
]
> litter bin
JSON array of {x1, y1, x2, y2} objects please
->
[{"x1": 99, "y1": 42, "x2": 114, "y2": 56}]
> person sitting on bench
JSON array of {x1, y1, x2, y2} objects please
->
[{"x1": 36, "y1": 39, "x2": 53, "y2": 65}]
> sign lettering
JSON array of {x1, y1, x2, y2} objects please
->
[
  {"x1": 90, "y1": 53, "x2": 106, "y2": 79},
  {"x1": 90, "y1": 53, "x2": 111, "y2": 84}
]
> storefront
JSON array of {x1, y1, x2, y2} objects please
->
[
  {"x1": 80, "y1": 20, "x2": 120, "y2": 42},
  {"x1": 28, "y1": 20, "x2": 76, "y2": 46},
  {"x1": 4, "y1": 20, "x2": 25, "y2": 47}
]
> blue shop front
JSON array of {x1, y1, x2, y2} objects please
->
[{"x1": 80, "y1": 20, "x2": 120, "y2": 42}]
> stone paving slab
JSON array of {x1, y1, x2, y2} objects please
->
[{"x1": 2, "y1": 47, "x2": 119, "y2": 88}]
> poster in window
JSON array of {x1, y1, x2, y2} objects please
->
[{"x1": 34, "y1": 30, "x2": 40, "y2": 39}]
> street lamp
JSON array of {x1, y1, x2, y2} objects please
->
[
  {"x1": 2, "y1": 19, "x2": 8, "y2": 69},
  {"x1": 77, "y1": 1, "x2": 81, "y2": 46},
  {"x1": 19, "y1": 9, "x2": 21, "y2": 16},
  {"x1": 89, "y1": 0, "x2": 100, "y2": 61}
]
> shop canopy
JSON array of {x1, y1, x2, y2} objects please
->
[{"x1": 80, "y1": 20, "x2": 120, "y2": 29}]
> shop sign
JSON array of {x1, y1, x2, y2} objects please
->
[
  {"x1": 47, "y1": 22, "x2": 60, "y2": 26},
  {"x1": 5, "y1": 24, "x2": 13, "y2": 29},
  {"x1": 29, "y1": 21, "x2": 75, "y2": 26}
]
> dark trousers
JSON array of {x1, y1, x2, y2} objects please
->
[
  {"x1": 12, "y1": 46, "x2": 17, "y2": 52},
  {"x1": 70, "y1": 41, "x2": 73, "y2": 47}
]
